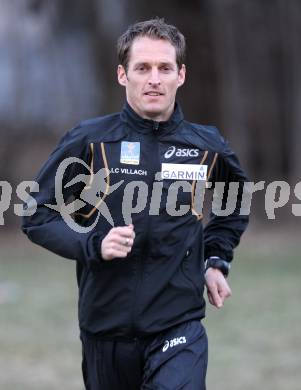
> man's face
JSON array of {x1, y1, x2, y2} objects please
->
[{"x1": 118, "y1": 36, "x2": 186, "y2": 122}]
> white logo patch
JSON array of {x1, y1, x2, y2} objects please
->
[
  {"x1": 161, "y1": 163, "x2": 207, "y2": 181},
  {"x1": 162, "y1": 336, "x2": 187, "y2": 352},
  {"x1": 120, "y1": 142, "x2": 140, "y2": 165},
  {"x1": 164, "y1": 146, "x2": 199, "y2": 159}
]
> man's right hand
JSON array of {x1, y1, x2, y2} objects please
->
[{"x1": 101, "y1": 224, "x2": 135, "y2": 260}]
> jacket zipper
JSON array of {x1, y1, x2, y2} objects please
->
[
  {"x1": 153, "y1": 121, "x2": 160, "y2": 131},
  {"x1": 130, "y1": 127, "x2": 159, "y2": 336},
  {"x1": 130, "y1": 216, "x2": 151, "y2": 336}
]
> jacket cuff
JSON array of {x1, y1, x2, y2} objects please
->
[
  {"x1": 87, "y1": 230, "x2": 106, "y2": 265},
  {"x1": 204, "y1": 248, "x2": 229, "y2": 261}
]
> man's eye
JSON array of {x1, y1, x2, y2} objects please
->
[{"x1": 137, "y1": 66, "x2": 146, "y2": 71}]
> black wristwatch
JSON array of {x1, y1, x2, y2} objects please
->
[{"x1": 205, "y1": 256, "x2": 231, "y2": 277}]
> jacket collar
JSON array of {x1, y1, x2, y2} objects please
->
[{"x1": 120, "y1": 101, "x2": 184, "y2": 135}]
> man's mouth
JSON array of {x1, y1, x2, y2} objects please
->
[{"x1": 144, "y1": 92, "x2": 164, "y2": 96}]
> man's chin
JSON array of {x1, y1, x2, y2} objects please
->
[{"x1": 141, "y1": 104, "x2": 170, "y2": 121}]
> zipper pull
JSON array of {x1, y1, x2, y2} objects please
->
[{"x1": 153, "y1": 121, "x2": 160, "y2": 131}]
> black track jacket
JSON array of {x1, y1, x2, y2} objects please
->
[{"x1": 22, "y1": 102, "x2": 249, "y2": 338}]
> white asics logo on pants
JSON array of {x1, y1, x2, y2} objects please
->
[{"x1": 162, "y1": 336, "x2": 187, "y2": 352}]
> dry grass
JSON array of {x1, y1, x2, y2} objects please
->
[{"x1": 0, "y1": 226, "x2": 300, "y2": 389}]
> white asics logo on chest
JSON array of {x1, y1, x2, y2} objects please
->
[
  {"x1": 162, "y1": 336, "x2": 187, "y2": 352},
  {"x1": 164, "y1": 146, "x2": 199, "y2": 159}
]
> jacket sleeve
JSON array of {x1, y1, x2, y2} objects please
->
[
  {"x1": 21, "y1": 126, "x2": 105, "y2": 266},
  {"x1": 203, "y1": 137, "x2": 249, "y2": 262}
]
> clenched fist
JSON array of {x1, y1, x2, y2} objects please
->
[
  {"x1": 205, "y1": 268, "x2": 232, "y2": 308},
  {"x1": 101, "y1": 224, "x2": 135, "y2": 261}
]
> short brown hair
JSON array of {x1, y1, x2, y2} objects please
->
[{"x1": 117, "y1": 18, "x2": 186, "y2": 72}]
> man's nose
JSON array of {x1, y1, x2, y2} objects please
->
[{"x1": 148, "y1": 69, "x2": 161, "y2": 85}]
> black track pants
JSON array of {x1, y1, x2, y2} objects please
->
[{"x1": 81, "y1": 320, "x2": 208, "y2": 390}]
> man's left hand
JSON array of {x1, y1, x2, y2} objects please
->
[{"x1": 205, "y1": 268, "x2": 232, "y2": 308}]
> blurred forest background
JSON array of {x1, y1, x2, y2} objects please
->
[{"x1": 0, "y1": 0, "x2": 300, "y2": 389}]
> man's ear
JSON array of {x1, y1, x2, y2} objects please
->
[
  {"x1": 177, "y1": 64, "x2": 186, "y2": 87},
  {"x1": 117, "y1": 65, "x2": 127, "y2": 86}
]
